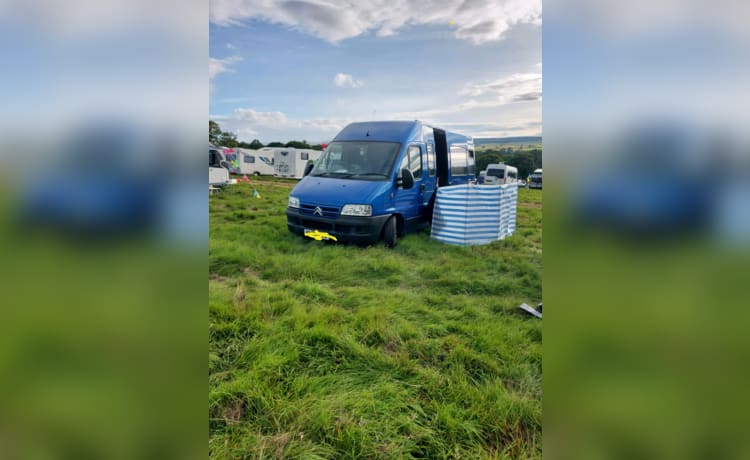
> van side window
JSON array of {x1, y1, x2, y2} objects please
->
[
  {"x1": 449, "y1": 144, "x2": 467, "y2": 175},
  {"x1": 244, "y1": 155, "x2": 255, "y2": 163},
  {"x1": 426, "y1": 143, "x2": 435, "y2": 176},
  {"x1": 300, "y1": 152, "x2": 309, "y2": 160},
  {"x1": 408, "y1": 145, "x2": 422, "y2": 177}
]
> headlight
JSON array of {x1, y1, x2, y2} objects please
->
[
  {"x1": 288, "y1": 196, "x2": 300, "y2": 208},
  {"x1": 341, "y1": 204, "x2": 372, "y2": 216}
]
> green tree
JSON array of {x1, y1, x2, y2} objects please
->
[
  {"x1": 209, "y1": 120, "x2": 222, "y2": 145},
  {"x1": 476, "y1": 152, "x2": 502, "y2": 174},
  {"x1": 285, "y1": 140, "x2": 312, "y2": 149},
  {"x1": 218, "y1": 131, "x2": 239, "y2": 148},
  {"x1": 267, "y1": 142, "x2": 284, "y2": 147},
  {"x1": 249, "y1": 139, "x2": 264, "y2": 149},
  {"x1": 474, "y1": 148, "x2": 542, "y2": 178}
]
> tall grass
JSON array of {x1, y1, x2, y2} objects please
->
[{"x1": 210, "y1": 178, "x2": 542, "y2": 458}]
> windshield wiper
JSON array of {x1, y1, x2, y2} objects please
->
[
  {"x1": 313, "y1": 172, "x2": 354, "y2": 178},
  {"x1": 353, "y1": 172, "x2": 388, "y2": 178}
]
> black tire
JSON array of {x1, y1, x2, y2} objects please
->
[
  {"x1": 382, "y1": 215, "x2": 397, "y2": 248},
  {"x1": 253, "y1": 171, "x2": 260, "y2": 176}
]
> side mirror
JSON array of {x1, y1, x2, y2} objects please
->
[
  {"x1": 219, "y1": 159, "x2": 230, "y2": 169},
  {"x1": 303, "y1": 162, "x2": 314, "y2": 177},
  {"x1": 397, "y1": 168, "x2": 415, "y2": 189}
]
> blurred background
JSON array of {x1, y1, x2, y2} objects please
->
[
  {"x1": 0, "y1": 1, "x2": 206, "y2": 458},
  {"x1": 543, "y1": 0, "x2": 750, "y2": 458}
]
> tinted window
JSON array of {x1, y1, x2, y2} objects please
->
[
  {"x1": 408, "y1": 145, "x2": 422, "y2": 177},
  {"x1": 244, "y1": 155, "x2": 255, "y2": 163},
  {"x1": 300, "y1": 152, "x2": 309, "y2": 160},
  {"x1": 487, "y1": 169, "x2": 504, "y2": 178}
]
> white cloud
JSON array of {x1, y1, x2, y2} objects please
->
[
  {"x1": 334, "y1": 73, "x2": 363, "y2": 88},
  {"x1": 209, "y1": 0, "x2": 541, "y2": 45},
  {"x1": 219, "y1": 107, "x2": 350, "y2": 141},
  {"x1": 209, "y1": 55, "x2": 242, "y2": 80},
  {"x1": 460, "y1": 73, "x2": 542, "y2": 102},
  {"x1": 390, "y1": 73, "x2": 541, "y2": 120},
  {"x1": 234, "y1": 108, "x2": 288, "y2": 125}
]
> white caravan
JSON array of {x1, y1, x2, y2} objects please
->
[
  {"x1": 209, "y1": 146, "x2": 234, "y2": 187},
  {"x1": 484, "y1": 163, "x2": 518, "y2": 185},
  {"x1": 236, "y1": 148, "x2": 275, "y2": 176},
  {"x1": 263, "y1": 147, "x2": 322, "y2": 178}
]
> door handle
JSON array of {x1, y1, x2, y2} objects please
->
[{"x1": 420, "y1": 183, "x2": 425, "y2": 192}]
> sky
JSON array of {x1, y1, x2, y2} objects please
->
[{"x1": 209, "y1": 0, "x2": 541, "y2": 144}]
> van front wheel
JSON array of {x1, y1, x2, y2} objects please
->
[{"x1": 382, "y1": 216, "x2": 397, "y2": 248}]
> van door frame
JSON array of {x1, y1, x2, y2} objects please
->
[{"x1": 433, "y1": 128, "x2": 449, "y2": 186}]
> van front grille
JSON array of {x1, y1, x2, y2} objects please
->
[{"x1": 299, "y1": 204, "x2": 340, "y2": 218}]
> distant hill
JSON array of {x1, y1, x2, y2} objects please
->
[{"x1": 474, "y1": 136, "x2": 542, "y2": 146}]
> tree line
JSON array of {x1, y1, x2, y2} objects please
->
[
  {"x1": 209, "y1": 120, "x2": 325, "y2": 151},
  {"x1": 475, "y1": 147, "x2": 542, "y2": 179}
]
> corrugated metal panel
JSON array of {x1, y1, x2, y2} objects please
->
[{"x1": 430, "y1": 184, "x2": 518, "y2": 246}]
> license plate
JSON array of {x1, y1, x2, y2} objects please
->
[{"x1": 304, "y1": 229, "x2": 338, "y2": 241}]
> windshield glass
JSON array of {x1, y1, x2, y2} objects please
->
[
  {"x1": 311, "y1": 141, "x2": 401, "y2": 180},
  {"x1": 487, "y1": 169, "x2": 505, "y2": 178}
]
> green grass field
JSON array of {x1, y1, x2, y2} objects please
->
[{"x1": 209, "y1": 178, "x2": 542, "y2": 459}]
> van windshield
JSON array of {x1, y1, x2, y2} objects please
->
[
  {"x1": 311, "y1": 141, "x2": 401, "y2": 180},
  {"x1": 487, "y1": 169, "x2": 505, "y2": 178}
]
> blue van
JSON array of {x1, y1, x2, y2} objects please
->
[{"x1": 286, "y1": 120, "x2": 475, "y2": 246}]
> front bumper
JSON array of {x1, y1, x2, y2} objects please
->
[
  {"x1": 529, "y1": 182, "x2": 542, "y2": 189},
  {"x1": 286, "y1": 208, "x2": 390, "y2": 244}
]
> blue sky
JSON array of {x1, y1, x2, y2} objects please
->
[{"x1": 209, "y1": 0, "x2": 541, "y2": 143}]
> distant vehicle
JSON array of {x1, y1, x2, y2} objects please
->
[
  {"x1": 529, "y1": 169, "x2": 542, "y2": 189},
  {"x1": 258, "y1": 147, "x2": 323, "y2": 178},
  {"x1": 236, "y1": 148, "x2": 275, "y2": 176},
  {"x1": 478, "y1": 170, "x2": 487, "y2": 184},
  {"x1": 209, "y1": 166, "x2": 231, "y2": 187},
  {"x1": 209, "y1": 147, "x2": 233, "y2": 187},
  {"x1": 484, "y1": 163, "x2": 518, "y2": 185},
  {"x1": 287, "y1": 120, "x2": 476, "y2": 246},
  {"x1": 209, "y1": 146, "x2": 231, "y2": 169}
]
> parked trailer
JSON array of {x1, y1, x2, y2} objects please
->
[
  {"x1": 264, "y1": 147, "x2": 323, "y2": 178},
  {"x1": 286, "y1": 120, "x2": 476, "y2": 247},
  {"x1": 236, "y1": 148, "x2": 275, "y2": 176}
]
